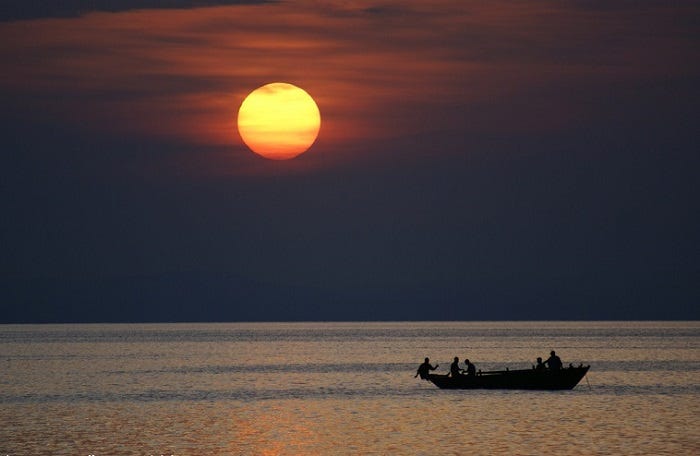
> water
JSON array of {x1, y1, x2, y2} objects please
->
[{"x1": 1, "y1": 321, "x2": 698, "y2": 455}]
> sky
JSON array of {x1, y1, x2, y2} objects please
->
[{"x1": 1, "y1": 0, "x2": 698, "y2": 322}]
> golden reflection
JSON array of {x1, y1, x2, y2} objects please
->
[{"x1": 229, "y1": 403, "x2": 321, "y2": 455}]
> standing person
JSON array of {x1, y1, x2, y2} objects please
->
[
  {"x1": 544, "y1": 351, "x2": 563, "y2": 370},
  {"x1": 449, "y1": 356, "x2": 463, "y2": 377},
  {"x1": 415, "y1": 357, "x2": 439, "y2": 379},
  {"x1": 464, "y1": 358, "x2": 476, "y2": 376}
]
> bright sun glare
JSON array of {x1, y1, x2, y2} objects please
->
[{"x1": 237, "y1": 82, "x2": 321, "y2": 160}]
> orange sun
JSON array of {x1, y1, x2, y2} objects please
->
[{"x1": 237, "y1": 82, "x2": 321, "y2": 160}]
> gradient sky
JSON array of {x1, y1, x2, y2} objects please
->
[{"x1": 1, "y1": 0, "x2": 698, "y2": 322}]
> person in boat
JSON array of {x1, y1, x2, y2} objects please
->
[
  {"x1": 544, "y1": 351, "x2": 563, "y2": 370},
  {"x1": 535, "y1": 357, "x2": 545, "y2": 371},
  {"x1": 464, "y1": 358, "x2": 476, "y2": 376},
  {"x1": 415, "y1": 357, "x2": 439, "y2": 379},
  {"x1": 449, "y1": 356, "x2": 464, "y2": 377}
]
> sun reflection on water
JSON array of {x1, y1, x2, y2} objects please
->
[{"x1": 1, "y1": 322, "x2": 698, "y2": 455}]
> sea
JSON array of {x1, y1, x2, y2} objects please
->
[{"x1": 1, "y1": 321, "x2": 698, "y2": 455}]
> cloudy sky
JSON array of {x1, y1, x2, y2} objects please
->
[{"x1": 1, "y1": 0, "x2": 698, "y2": 322}]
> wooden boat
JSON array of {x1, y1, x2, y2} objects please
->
[{"x1": 428, "y1": 365, "x2": 590, "y2": 390}]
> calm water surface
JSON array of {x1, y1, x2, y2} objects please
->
[{"x1": 1, "y1": 321, "x2": 698, "y2": 455}]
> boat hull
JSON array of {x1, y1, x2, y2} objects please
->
[{"x1": 428, "y1": 366, "x2": 590, "y2": 390}]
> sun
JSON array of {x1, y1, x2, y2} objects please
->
[{"x1": 237, "y1": 82, "x2": 321, "y2": 160}]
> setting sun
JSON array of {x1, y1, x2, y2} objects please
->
[{"x1": 237, "y1": 82, "x2": 321, "y2": 160}]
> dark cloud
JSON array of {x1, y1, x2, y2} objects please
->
[{"x1": 0, "y1": 0, "x2": 275, "y2": 22}]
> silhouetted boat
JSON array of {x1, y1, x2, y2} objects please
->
[{"x1": 428, "y1": 365, "x2": 590, "y2": 390}]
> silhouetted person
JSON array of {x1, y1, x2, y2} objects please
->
[
  {"x1": 464, "y1": 358, "x2": 476, "y2": 376},
  {"x1": 415, "y1": 357, "x2": 438, "y2": 379},
  {"x1": 535, "y1": 357, "x2": 545, "y2": 371},
  {"x1": 450, "y1": 356, "x2": 463, "y2": 377},
  {"x1": 544, "y1": 351, "x2": 562, "y2": 370}
]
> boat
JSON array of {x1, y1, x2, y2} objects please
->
[{"x1": 427, "y1": 365, "x2": 590, "y2": 390}]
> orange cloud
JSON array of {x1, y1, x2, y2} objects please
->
[{"x1": 0, "y1": 1, "x2": 696, "y2": 169}]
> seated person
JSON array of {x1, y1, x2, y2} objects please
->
[
  {"x1": 415, "y1": 357, "x2": 438, "y2": 379},
  {"x1": 464, "y1": 358, "x2": 476, "y2": 376},
  {"x1": 535, "y1": 357, "x2": 545, "y2": 371}
]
